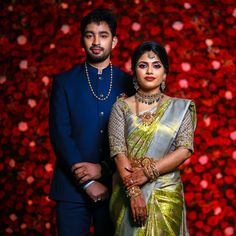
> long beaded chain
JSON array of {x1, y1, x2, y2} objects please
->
[{"x1": 84, "y1": 61, "x2": 113, "y2": 101}]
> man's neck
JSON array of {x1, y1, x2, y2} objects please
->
[{"x1": 87, "y1": 58, "x2": 111, "y2": 73}]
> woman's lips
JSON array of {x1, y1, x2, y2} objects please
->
[{"x1": 144, "y1": 76, "x2": 155, "y2": 81}]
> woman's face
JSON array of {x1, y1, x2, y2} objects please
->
[{"x1": 135, "y1": 51, "x2": 166, "y2": 93}]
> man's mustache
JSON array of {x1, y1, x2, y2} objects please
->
[{"x1": 90, "y1": 46, "x2": 104, "y2": 50}]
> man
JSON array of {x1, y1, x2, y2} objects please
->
[{"x1": 49, "y1": 8, "x2": 134, "y2": 236}]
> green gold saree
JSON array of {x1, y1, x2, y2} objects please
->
[{"x1": 109, "y1": 98, "x2": 196, "y2": 236}]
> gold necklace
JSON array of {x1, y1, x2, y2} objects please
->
[
  {"x1": 84, "y1": 61, "x2": 113, "y2": 101},
  {"x1": 136, "y1": 94, "x2": 164, "y2": 126},
  {"x1": 135, "y1": 90, "x2": 162, "y2": 104}
]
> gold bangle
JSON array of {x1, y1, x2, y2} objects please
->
[
  {"x1": 126, "y1": 186, "x2": 142, "y2": 198},
  {"x1": 130, "y1": 156, "x2": 160, "y2": 182},
  {"x1": 152, "y1": 161, "x2": 160, "y2": 179},
  {"x1": 142, "y1": 157, "x2": 160, "y2": 182}
]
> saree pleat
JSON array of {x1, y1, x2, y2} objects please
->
[{"x1": 110, "y1": 98, "x2": 196, "y2": 236}]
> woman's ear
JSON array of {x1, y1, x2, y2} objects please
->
[{"x1": 162, "y1": 73, "x2": 167, "y2": 82}]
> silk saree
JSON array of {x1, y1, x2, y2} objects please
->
[{"x1": 108, "y1": 97, "x2": 196, "y2": 236}]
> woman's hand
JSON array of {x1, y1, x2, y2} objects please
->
[
  {"x1": 130, "y1": 194, "x2": 147, "y2": 226},
  {"x1": 123, "y1": 168, "x2": 148, "y2": 188}
]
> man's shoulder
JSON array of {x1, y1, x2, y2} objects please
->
[
  {"x1": 55, "y1": 64, "x2": 83, "y2": 81},
  {"x1": 112, "y1": 65, "x2": 131, "y2": 78},
  {"x1": 112, "y1": 65, "x2": 135, "y2": 96}
]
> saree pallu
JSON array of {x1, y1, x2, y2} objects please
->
[{"x1": 109, "y1": 98, "x2": 196, "y2": 236}]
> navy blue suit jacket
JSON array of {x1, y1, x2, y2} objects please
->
[{"x1": 49, "y1": 62, "x2": 134, "y2": 203}]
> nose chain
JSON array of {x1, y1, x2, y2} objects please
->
[{"x1": 84, "y1": 61, "x2": 113, "y2": 101}]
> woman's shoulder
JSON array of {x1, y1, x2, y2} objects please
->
[{"x1": 113, "y1": 96, "x2": 135, "y2": 112}]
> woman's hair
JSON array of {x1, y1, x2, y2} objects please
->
[
  {"x1": 131, "y1": 41, "x2": 169, "y2": 74},
  {"x1": 80, "y1": 9, "x2": 117, "y2": 37}
]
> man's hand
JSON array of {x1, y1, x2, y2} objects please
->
[
  {"x1": 85, "y1": 181, "x2": 108, "y2": 202},
  {"x1": 72, "y1": 162, "x2": 102, "y2": 184}
]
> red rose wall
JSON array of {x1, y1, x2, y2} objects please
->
[{"x1": 0, "y1": 0, "x2": 235, "y2": 235}]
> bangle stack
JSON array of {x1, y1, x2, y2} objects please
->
[
  {"x1": 126, "y1": 186, "x2": 142, "y2": 198},
  {"x1": 131, "y1": 157, "x2": 160, "y2": 182}
]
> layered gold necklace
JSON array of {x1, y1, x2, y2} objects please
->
[
  {"x1": 135, "y1": 90, "x2": 163, "y2": 126},
  {"x1": 84, "y1": 61, "x2": 113, "y2": 101}
]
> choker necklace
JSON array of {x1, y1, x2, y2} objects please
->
[
  {"x1": 135, "y1": 90, "x2": 162, "y2": 104},
  {"x1": 84, "y1": 61, "x2": 113, "y2": 101}
]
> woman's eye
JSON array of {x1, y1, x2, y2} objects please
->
[
  {"x1": 153, "y1": 64, "x2": 161, "y2": 69},
  {"x1": 138, "y1": 64, "x2": 146, "y2": 69}
]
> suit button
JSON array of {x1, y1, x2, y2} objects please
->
[
  {"x1": 100, "y1": 112, "x2": 104, "y2": 116},
  {"x1": 100, "y1": 130, "x2": 104, "y2": 134}
]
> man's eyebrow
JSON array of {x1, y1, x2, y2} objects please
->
[
  {"x1": 98, "y1": 31, "x2": 110, "y2": 35},
  {"x1": 84, "y1": 31, "x2": 109, "y2": 34},
  {"x1": 84, "y1": 31, "x2": 94, "y2": 34}
]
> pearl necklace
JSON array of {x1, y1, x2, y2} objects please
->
[{"x1": 84, "y1": 61, "x2": 113, "y2": 101}]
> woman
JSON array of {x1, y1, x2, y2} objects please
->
[{"x1": 108, "y1": 41, "x2": 196, "y2": 235}]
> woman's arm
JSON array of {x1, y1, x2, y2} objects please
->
[
  {"x1": 114, "y1": 154, "x2": 132, "y2": 178},
  {"x1": 154, "y1": 147, "x2": 191, "y2": 174}
]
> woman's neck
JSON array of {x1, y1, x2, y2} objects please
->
[{"x1": 137, "y1": 88, "x2": 161, "y2": 96}]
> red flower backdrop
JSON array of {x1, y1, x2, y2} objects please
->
[{"x1": 0, "y1": 0, "x2": 235, "y2": 235}]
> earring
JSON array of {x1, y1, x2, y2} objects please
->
[
  {"x1": 161, "y1": 81, "x2": 166, "y2": 91},
  {"x1": 133, "y1": 78, "x2": 139, "y2": 90}
]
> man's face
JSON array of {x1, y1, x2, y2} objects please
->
[{"x1": 82, "y1": 22, "x2": 117, "y2": 63}]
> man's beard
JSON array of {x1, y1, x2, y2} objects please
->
[
  {"x1": 86, "y1": 51, "x2": 110, "y2": 63},
  {"x1": 84, "y1": 45, "x2": 112, "y2": 63}
]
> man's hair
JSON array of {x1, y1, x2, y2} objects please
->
[{"x1": 80, "y1": 9, "x2": 117, "y2": 37}]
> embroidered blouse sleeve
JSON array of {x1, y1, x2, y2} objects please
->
[
  {"x1": 108, "y1": 100, "x2": 127, "y2": 158},
  {"x1": 174, "y1": 105, "x2": 195, "y2": 152}
]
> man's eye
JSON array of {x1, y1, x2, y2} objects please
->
[
  {"x1": 85, "y1": 34, "x2": 93, "y2": 39},
  {"x1": 101, "y1": 34, "x2": 108, "y2": 38}
]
